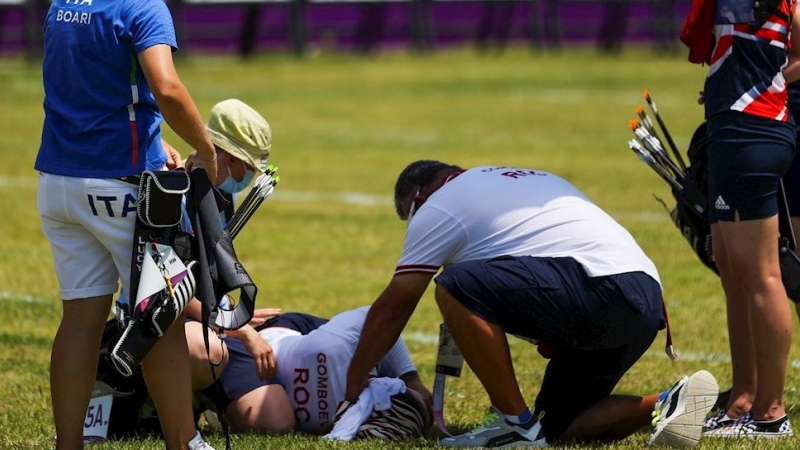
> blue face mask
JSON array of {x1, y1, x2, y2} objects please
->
[{"x1": 218, "y1": 166, "x2": 256, "y2": 194}]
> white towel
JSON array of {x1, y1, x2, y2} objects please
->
[{"x1": 323, "y1": 377, "x2": 407, "y2": 441}]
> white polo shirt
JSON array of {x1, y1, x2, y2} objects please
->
[{"x1": 396, "y1": 166, "x2": 661, "y2": 286}]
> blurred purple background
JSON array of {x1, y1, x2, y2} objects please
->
[{"x1": 0, "y1": 0, "x2": 691, "y2": 56}]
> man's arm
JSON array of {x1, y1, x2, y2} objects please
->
[
  {"x1": 378, "y1": 333, "x2": 415, "y2": 379},
  {"x1": 345, "y1": 272, "x2": 434, "y2": 401},
  {"x1": 378, "y1": 323, "x2": 431, "y2": 411}
]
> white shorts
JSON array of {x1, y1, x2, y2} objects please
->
[{"x1": 37, "y1": 173, "x2": 139, "y2": 300}]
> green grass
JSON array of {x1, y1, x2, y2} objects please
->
[{"x1": 1, "y1": 44, "x2": 798, "y2": 449}]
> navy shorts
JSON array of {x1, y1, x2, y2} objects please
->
[
  {"x1": 706, "y1": 112, "x2": 795, "y2": 222},
  {"x1": 199, "y1": 338, "x2": 268, "y2": 412},
  {"x1": 200, "y1": 313, "x2": 329, "y2": 411},
  {"x1": 783, "y1": 130, "x2": 800, "y2": 216},
  {"x1": 434, "y1": 256, "x2": 664, "y2": 441},
  {"x1": 255, "y1": 311, "x2": 329, "y2": 334}
]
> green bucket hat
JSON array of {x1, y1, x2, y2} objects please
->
[{"x1": 206, "y1": 99, "x2": 271, "y2": 173}]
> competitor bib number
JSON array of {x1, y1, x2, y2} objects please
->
[{"x1": 83, "y1": 392, "x2": 113, "y2": 442}]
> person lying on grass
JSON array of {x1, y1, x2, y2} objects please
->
[{"x1": 187, "y1": 305, "x2": 432, "y2": 440}]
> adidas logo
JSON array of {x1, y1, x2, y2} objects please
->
[{"x1": 715, "y1": 196, "x2": 730, "y2": 211}]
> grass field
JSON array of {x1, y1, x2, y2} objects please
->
[{"x1": 1, "y1": 44, "x2": 798, "y2": 449}]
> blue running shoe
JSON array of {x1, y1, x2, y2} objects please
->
[{"x1": 649, "y1": 370, "x2": 719, "y2": 448}]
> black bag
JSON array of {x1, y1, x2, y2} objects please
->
[
  {"x1": 109, "y1": 261, "x2": 198, "y2": 378},
  {"x1": 186, "y1": 169, "x2": 256, "y2": 332},
  {"x1": 97, "y1": 319, "x2": 162, "y2": 439},
  {"x1": 670, "y1": 122, "x2": 800, "y2": 302},
  {"x1": 136, "y1": 170, "x2": 190, "y2": 228},
  {"x1": 781, "y1": 239, "x2": 800, "y2": 303},
  {"x1": 96, "y1": 318, "x2": 211, "y2": 440},
  {"x1": 669, "y1": 122, "x2": 718, "y2": 274},
  {"x1": 110, "y1": 170, "x2": 194, "y2": 378}
]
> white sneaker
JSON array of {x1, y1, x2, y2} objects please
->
[
  {"x1": 439, "y1": 406, "x2": 547, "y2": 448},
  {"x1": 188, "y1": 431, "x2": 216, "y2": 450},
  {"x1": 649, "y1": 370, "x2": 719, "y2": 448}
]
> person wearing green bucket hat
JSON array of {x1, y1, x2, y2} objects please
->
[
  {"x1": 99, "y1": 99, "x2": 278, "y2": 447},
  {"x1": 186, "y1": 99, "x2": 272, "y2": 195},
  {"x1": 181, "y1": 99, "x2": 280, "y2": 420}
]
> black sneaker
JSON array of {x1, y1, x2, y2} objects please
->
[
  {"x1": 705, "y1": 414, "x2": 793, "y2": 439},
  {"x1": 703, "y1": 410, "x2": 750, "y2": 433}
]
